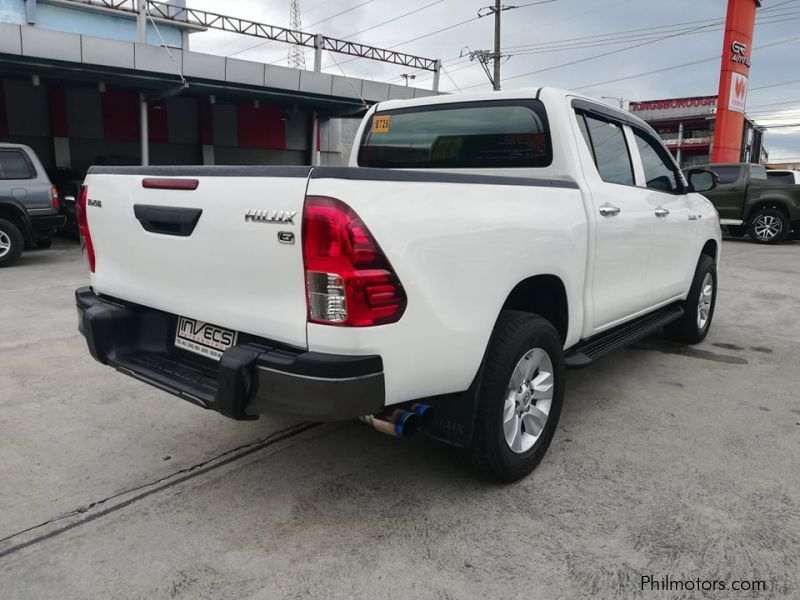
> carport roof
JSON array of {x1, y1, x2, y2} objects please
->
[{"x1": 0, "y1": 23, "x2": 439, "y2": 115}]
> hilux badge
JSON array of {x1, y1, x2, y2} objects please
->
[{"x1": 245, "y1": 209, "x2": 296, "y2": 224}]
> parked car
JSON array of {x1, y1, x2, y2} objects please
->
[
  {"x1": 0, "y1": 143, "x2": 66, "y2": 267},
  {"x1": 47, "y1": 167, "x2": 84, "y2": 238},
  {"x1": 74, "y1": 88, "x2": 721, "y2": 481},
  {"x1": 693, "y1": 162, "x2": 800, "y2": 243},
  {"x1": 766, "y1": 169, "x2": 800, "y2": 185}
]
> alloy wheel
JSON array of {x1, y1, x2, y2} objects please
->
[
  {"x1": 697, "y1": 272, "x2": 713, "y2": 331},
  {"x1": 0, "y1": 230, "x2": 11, "y2": 258},
  {"x1": 503, "y1": 348, "x2": 554, "y2": 454},
  {"x1": 753, "y1": 214, "x2": 782, "y2": 242}
]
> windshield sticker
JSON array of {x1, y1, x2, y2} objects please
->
[{"x1": 372, "y1": 115, "x2": 391, "y2": 134}]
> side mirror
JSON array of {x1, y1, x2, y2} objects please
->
[{"x1": 686, "y1": 169, "x2": 718, "y2": 193}]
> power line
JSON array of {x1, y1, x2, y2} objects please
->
[
  {"x1": 573, "y1": 33, "x2": 800, "y2": 91},
  {"x1": 461, "y1": 18, "x2": 724, "y2": 90},
  {"x1": 339, "y1": 0, "x2": 446, "y2": 40},
  {"x1": 228, "y1": 0, "x2": 378, "y2": 59}
]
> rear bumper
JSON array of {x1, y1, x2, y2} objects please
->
[
  {"x1": 30, "y1": 214, "x2": 66, "y2": 237},
  {"x1": 75, "y1": 287, "x2": 385, "y2": 421}
]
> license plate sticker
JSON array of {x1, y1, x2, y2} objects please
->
[{"x1": 174, "y1": 316, "x2": 238, "y2": 361}]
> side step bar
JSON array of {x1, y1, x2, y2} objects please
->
[{"x1": 565, "y1": 305, "x2": 684, "y2": 369}]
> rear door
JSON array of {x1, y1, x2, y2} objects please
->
[
  {"x1": 85, "y1": 167, "x2": 311, "y2": 349},
  {"x1": 573, "y1": 108, "x2": 655, "y2": 331},
  {"x1": 628, "y1": 127, "x2": 697, "y2": 302}
]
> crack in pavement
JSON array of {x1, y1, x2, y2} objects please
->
[{"x1": 0, "y1": 421, "x2": 320, "y2": 560}]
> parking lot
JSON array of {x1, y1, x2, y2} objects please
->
[{"x1": 0, "y1": 237, "x2": 798, "y2": 599}]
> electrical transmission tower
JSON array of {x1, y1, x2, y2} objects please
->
[{"x1": 288, "y1": 0, "x2": 306, "y2": 69}]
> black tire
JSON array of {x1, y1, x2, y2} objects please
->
[
  {"x1": 36, "y1": 237, "x2": 52, "y2": 249},
  {"x1": 664, "y1": 254, "x2": 717, "y2": 344},
  {"x1": 747, "y1": 208, "x2": 790, "y2": 244},
  {"x1": 466, "y1": 310, "x2": 565, "y2": 482},
  {"x1": 0, "y1": 218, "x2": 24, "y2": 268}
]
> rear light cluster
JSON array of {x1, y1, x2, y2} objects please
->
[
  {"x1": 76, "y1": 185, "x2": 95, "y2": 272},
  {"x1": 50, "y1": 186, "x2": 59, "y2": 210},
  {"x1": 302, "y1": 196, "x2": 406, "y2": 327}
]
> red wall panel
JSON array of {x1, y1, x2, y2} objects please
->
[
  {"x1": 101, "y1": 89, "x2": 140, "y2": 142},
  {"x1": 236, "y1": 104, "x2": 285, "y2": 149},
  {"x1": 48, "y1": 87, "x2": 68, "y2": 137},
  {"x1": 0, "y1": 80, "x2": 8, "y2": 136}
]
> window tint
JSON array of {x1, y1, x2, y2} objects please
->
[
  {"x1": 358, "y1": 101, "x2": 552, "y2": 168},
  {"x1": 0, "y1": 151, "x2": 32, "y2": 180},
  {"x1": 767, "y1": 171, "x2": 797, "y2": 185},
  {"x1": 750, "y1": 165, "x2": 768, "y2": 180},
  {"x1": 711, "y1": 166, "x2": 740, "y2": 185},
  {"x1": 580, "y1": 115, "x2": 634, "y2": 185},
  {"x1": 632, "y1": 129, "x2": 681, "y2": 193}
]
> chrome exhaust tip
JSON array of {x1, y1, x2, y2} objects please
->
[{"x1": 359, "y1": 409, "x2": 419, "y2": 438}]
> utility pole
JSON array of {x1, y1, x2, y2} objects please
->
[
  {"x1": 288, "y1": 0, "x2": 306, "y2": 69},
  {"x1": 492, "y1": 0, "x2": 501, "y2": 91},
  {"x1": 467, "y1": 2, "x2": 516, "y2": 91}
]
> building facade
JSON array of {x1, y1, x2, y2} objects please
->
[
  {"x1": 629, "y1": 95, "x2": 767, "y2": 167},
  {"x1": 0, "y1": 0, "x2": 437, "y2": 176}
]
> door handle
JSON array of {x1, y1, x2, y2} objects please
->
[
  {"x1": 654, "y1": 207, "x2": 670, "y2": 218},
  {"x1": 599, "y1": 203, "x2": 621, "y2": 217}
]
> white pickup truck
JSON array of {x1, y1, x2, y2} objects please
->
[{"x1": 75, "y1": 88, "x2": 721, "y2": 481}]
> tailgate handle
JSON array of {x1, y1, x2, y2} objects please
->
[{"x1": 133, "y1": 204, "x2": 203, "y2": 237}]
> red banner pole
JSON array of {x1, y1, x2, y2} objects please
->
[{"x1": 711, "y1": 0, "x2": 760, "y2": 163}]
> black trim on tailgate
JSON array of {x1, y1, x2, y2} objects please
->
[
  {"x1": 87, "y1": 165, "x2": 313, "y2": 177},
  {"x1": 309, "y1": 167, "x2": 578, "y2": 189}
]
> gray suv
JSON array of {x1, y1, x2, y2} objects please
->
[{"x1": 0, "y1": 143, "x2": 66, "y2": 267}]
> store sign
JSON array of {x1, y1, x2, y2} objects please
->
[
  {"x1": 629, "y1": 97, "x2": 717, "y2": 112},
  {"x1": 728, "y1": 72, "x2": 748, "y2": 113},
  {"x1": 730, "y1": 40, "x2": 751, "y2": 68}
]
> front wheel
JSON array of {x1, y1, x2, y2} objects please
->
[
  {"x1": 748, "y1": 208, "x2": 789, "y2": 244},
  {"x1": 664, "y1": 254, "x2": 717, "y2": 344},
  {"x1": 466, "y1": 311, "x2": 565, "y2": 482}
]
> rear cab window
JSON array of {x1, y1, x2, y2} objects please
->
[
  {"x1": 767, "y1": 171, "x2": 797, "y2": 185},
  {"x1": 358, "y1": 100, "x2": 552, "y2": 169}
]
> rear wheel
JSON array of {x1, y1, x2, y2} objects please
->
[
  {"x1": 664, "y1": 254, "x2": 716, "y2": 344},
  {"x1": 466, "y1": 311, "x2": 565, "y2": 482},
  {"x1": 0, "y1": 218, "x2": 24, "y2": 267},
  {"x1": 748, "y1": 208, "x2": 789, "y2": 244}
]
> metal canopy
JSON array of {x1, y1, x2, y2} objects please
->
[{"x1": 61, "y1": 0, "x2": 440, "y2": 71}]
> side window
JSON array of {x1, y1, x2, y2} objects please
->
[
  {"x1": 0, "y1": 151, "x2": 33, "y2": 180},
  {"x1": 750, "y1": 165, "x2": 768, "y2": 180},
  {"x1": 710, "y1": 166, "x2": 740, "y2": 185},
  {"x1": 632, "y1": 129, "x2": 681, "y2": 193},
  {"x1": 579, "y1": 114, "x2": 634, "y2": 186}
]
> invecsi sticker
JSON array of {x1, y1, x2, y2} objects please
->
[{"x1": 372, "y1": 115, "x2": 391, "y2": 134}]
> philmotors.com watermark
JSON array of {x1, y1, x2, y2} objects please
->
[{"x1": 641, "y1": 575, "x2": 768, "y2": 593}]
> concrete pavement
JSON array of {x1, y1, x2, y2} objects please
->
[{"x1": 0, "y1": 238, "x2": 798, "y2": 599}]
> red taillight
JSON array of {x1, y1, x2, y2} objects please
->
[
  {"x1": 51, "y1": 186, "x2": 59, "y2": 210},
  {"x1": 302, "y1": 196, "x2": 406, "y2": 327},
  {"x1": 76, "y1": 185, "x2": 95, "y2": 272}
]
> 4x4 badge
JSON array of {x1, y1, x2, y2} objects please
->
[{"x1": 245, "y1": 209, "x2": 296, "y2": 224}]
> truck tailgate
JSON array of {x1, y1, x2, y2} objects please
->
[{"x1": 84, "y1": 167, "x2": 310, "y2": 349}]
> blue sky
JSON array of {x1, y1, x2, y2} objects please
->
[{"x1": 188, "y1": 0, "x2": 800, "y2": 162}]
